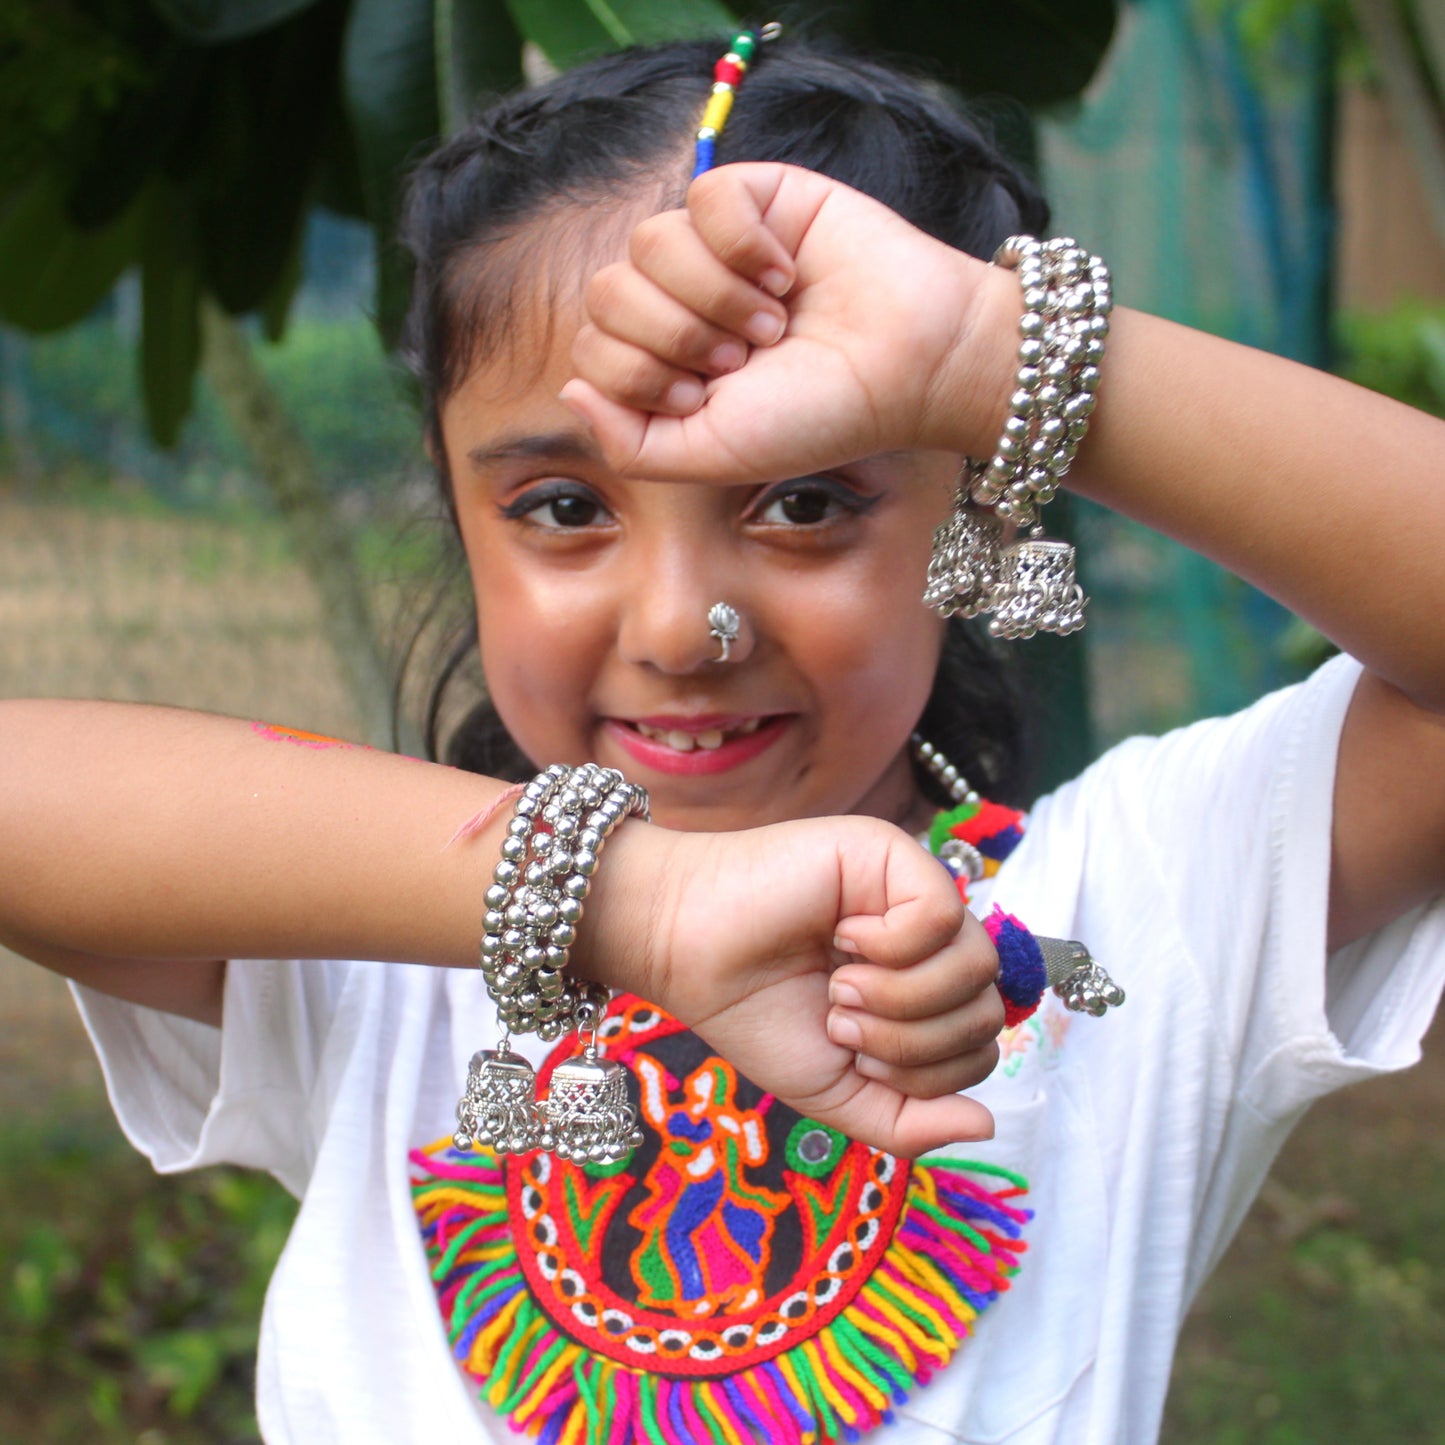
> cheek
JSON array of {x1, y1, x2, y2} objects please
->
[
  {"x1": 785, "y1": 535, "x2": 944, "y2": 728},
  {"x1": 466, "y1": 544, "x2": 615, "y2": 744}
]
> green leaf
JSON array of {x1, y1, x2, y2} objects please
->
[
  {"x1": 504, "y1": 0, "x2": 736, "y2": 69},
  {"x1": 66, "y1": 43, "x2": 202, "y2": 230},
  {"x1": 784, "y1": 0, "x2": 1118, "y2": 108},
  {"x1": 260, "y1": 220, "x2": 306, "y2": 343},
  {"x1": 137, "y1": 1327, "x2": 225, "y2": 1417},
  {"x1": 148, "y1": 0, "x2": 326, "y2": 45},
  {"x1": 437, "y1": 0, "x2": 525, "y2": 136},
  {"x1": 193, "y1": 3, "x2": 345, "y2": 313},
  {"x1": 0, "y1": 171, "x2": 141, "y2": 332},
  {"x1": 140, "y1": 179, "x2": 201, "y2": 446},
  {"x1": 343, "y1": 0, "x2": 444, "y2": 340}
]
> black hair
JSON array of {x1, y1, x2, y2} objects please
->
[{"x1": 397, "y1": 36, "x2": 1046, "y2": 805}]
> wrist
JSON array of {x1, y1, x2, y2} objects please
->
[
  {"x1": 920, "y1": 254, "x2": 1021, "y2": 458},
  {"x1": 570, "y1": 818, "x2": 672, "y2": 1004}
]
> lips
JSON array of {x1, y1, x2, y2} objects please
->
[{"x1": 603, "y1": 714, "x2": 789, "y2": 776}]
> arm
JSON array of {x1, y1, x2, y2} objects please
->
[
  {"x1": 560, "y1": 162, "x2": 1445, "y2": 952},
  {"x1": 0, "y1": 699, "x2": 999, "y2": 1155}
]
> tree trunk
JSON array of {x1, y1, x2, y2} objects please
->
[
  {"x1": 199, "y1": 298, "x2": 418, "y2": 753},
  {"x1": 1351, "y1": 0, "x2": 1445, "y2": 247}
]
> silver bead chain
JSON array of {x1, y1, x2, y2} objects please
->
[
  {"x1": 968, "y1": 235, "x2": 1111, "y2": 529},
  {"x1": 911, "y1": 734, "x2": 979, "y2": 807},
  {"x1": 479, "y1": 763, "x2": 649, "y2": 1042}
]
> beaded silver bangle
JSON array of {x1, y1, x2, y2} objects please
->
[
  {"x1": 924, "y1": 235, "x2": 1111, "y2": 639},
  {"x1": 456, "y1": 763, "x2": 650, "y2": 1165}
]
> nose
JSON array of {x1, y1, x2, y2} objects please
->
[{"x1": 615, "y1": 547, "x2": 754, "y2": 674}]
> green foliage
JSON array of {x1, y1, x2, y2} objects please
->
[
  {"x1": 20, "y1": 311, "x2": 419, "y2": 498},
  {"x1": 0, "y1": 1111, "x2": 296, "y2": 1442},
  {"x1": 1, "y1": 0, "x2": 1118, "y2": 445},
  {"x1": 1337, "y1": 300, "x2": 1445, "y2": 418}
]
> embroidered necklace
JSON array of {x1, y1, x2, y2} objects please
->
[{"x1": 411, "y1": 800, "x2": 1041, "y2": 1445}]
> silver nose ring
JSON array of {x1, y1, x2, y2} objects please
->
[{"x1": 708, "y1": 602, "x2": 742, "y2": 663}]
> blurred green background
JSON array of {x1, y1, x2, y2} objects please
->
[{"x1": 3, "y1": 0, "x2": 1445, "y2": 1440}]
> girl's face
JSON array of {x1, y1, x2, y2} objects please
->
[{"x1": 440, "y1": 253, "x2": 956, "y2": 835}]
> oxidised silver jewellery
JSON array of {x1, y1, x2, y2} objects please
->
[
  {"x1": 455, "y1": 763, "x2": 650, "y2": 1165},
  {"x1": 708, "y1": 601, "x2": 742, "y2": 662},
  {"x1": 911, "y1": 732, "x2": 1125, "y2": 1016},
  {"x1": 924, "y1": 235, "x2": 1110, "y2": 639}
]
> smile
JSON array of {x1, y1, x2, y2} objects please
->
[{"x1": 603, "y1": 715, "x2": 788, "y2": 776}]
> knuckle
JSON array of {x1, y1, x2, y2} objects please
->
[
  {"x1": 665, "y1": 315, "x2": 709, "y2": 364},
  {"x1": 621, "y1": 355, "x2": 666, "y2": 402},
  {"x1": 585, "y1": 265, "x2": 626, "y2": 319},
  {"x1": 960, "y1": 1041, "x2": 1001, "y2": 1090},
  {"x1": 630, "y1": 215, "x2": 676, "y2": 268}
]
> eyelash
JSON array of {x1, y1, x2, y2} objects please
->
[
  {"x1": 749, "y1": 478, "x2": 878, "y2": 528},
  {"x1": 498, "y1": 482, "x2": 612, "y2": 531},
  {"x1": 498, "y1": 476, "x2": 878, "y2": 533}
]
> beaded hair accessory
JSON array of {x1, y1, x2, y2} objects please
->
[{"x1": 692, "y1": 23, "x2": 782, "y2": 178}]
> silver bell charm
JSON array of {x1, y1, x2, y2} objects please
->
[
  {"x1": 1035, "y1": 937, "x2": 1125, "y2": 1017},
  {"x1": 539, "y1": 1043, "x2": 644, "y2": 1166},
  {"x1": 455, "y1": 1047, "x2": 541, "y2": 1154},
  {"x1": 923, "y1": 493, "x2": 1005, "y2": 620},
  {"x1": 988, "y1": 535, "x2": 1086, "y2": 639}
]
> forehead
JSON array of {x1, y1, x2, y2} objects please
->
[{"x1": 450, "y1": 187, "x2": 677, "y2": 407}]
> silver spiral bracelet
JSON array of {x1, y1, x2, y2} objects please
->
[
  {"x1": 924, "y1": 235, "x2": 1111, "y2": 639},
  {"x1": 456, "y1": 763, "x2": 650, "y2": 1165}
]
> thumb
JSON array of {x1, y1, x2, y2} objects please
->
[{"x1": 557, "y1": 378, "x2": 647, "y2": 472}]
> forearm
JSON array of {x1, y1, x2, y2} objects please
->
[
  {"x1": 962, "y1": 271, "x2": 1445, "y2": 710},
  {"x1": 0, "y1": 700, "x2": 655, "y2": 988}
]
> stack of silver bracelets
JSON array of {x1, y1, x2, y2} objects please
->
[
  {"x1": 923, "y1": 234, "x2": 1111, "y2": 639},
  {"x1": 455, "y1": 763, "x2": 650, "y2": 1166}
]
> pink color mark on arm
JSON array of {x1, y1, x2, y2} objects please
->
[{"x1": 444, "y1": 783, "x2": 525, "y2": 851}]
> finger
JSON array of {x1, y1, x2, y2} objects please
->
[
  {"x1": 830, "y1": 916, "x2": 998, "y2": 1021},
  {"x1": 685, "y1": 164, "x2": 811, "y2": 296},
  {"x1": 813, "y1": 1082, "x2": 995, "y2": 1158},
  {"x1": 832, "y1": 878, "x2": 965, "y2": 971},
  {"x1": 570, "y1": 322, "x2": 707, "y2": 416},
  {"x1": 585, "y1": 262, "x2": 753, "y2": 377},
  {"x1": 827, "y1": 986, "x2": 1006, "y2": 1069},
  {"x1": 628, "y1": 211, "x2": 789, "y2": 346},
  {"x1": 854, "y1": 1040, "x2": 1002, "y2": 1100},
  {"x1": 556, "y1": 378, "x2": 648, "y2": 471}
]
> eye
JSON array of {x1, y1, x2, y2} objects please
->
[
  {"x1": 500, "y1": 482, "x2": 612, "y2": 530},
  {"x1": 751, "y1": 478, "x2": 876, "y2": 528}
]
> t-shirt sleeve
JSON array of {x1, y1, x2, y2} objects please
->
[
  {"x1": 72, "y1": 957, "x2": 351, "y2": 1198},
  {"x1": 1087, "y1": 651, "x2": 1444, "y2": 1109}
]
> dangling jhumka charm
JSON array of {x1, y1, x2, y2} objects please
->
[
  {"x1": 539, "y1": 998, "x2": 644, "y2": 1165},
  {"x1": 987, "y1": 535, "x2": 1085, "y2": 640},
  {"x1": 1035, "y1": 937, "x2": 1126, "y2": 1016},
  {"x1": 455, "y1": 1044, "x2": 541, "y2": 1154},
  {"x1": 922, "y1": 477, "x2": 1005, "y2": 620}
]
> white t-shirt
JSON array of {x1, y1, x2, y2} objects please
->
[{"x1": 74, "y1": 655, "x2": 1445, "y2": 1445}]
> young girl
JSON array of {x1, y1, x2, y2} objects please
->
[{"x1": 3, "y1": 33, "x2": 1443, "y2": 1445}]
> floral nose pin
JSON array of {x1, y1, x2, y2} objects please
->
[{"x1": 708, "y1": 602, "x2": 742, "y2": 663}]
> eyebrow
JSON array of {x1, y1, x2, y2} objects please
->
[{"x1": 466, "y1": 429, "x2": 603, "y2": 470}]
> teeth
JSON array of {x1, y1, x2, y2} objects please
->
[{"x1": 630, "y1": 718, "x2": 769, "y2": 749}]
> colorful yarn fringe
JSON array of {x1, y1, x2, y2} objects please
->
[{"x1": 411, "y1": 1141, "x2": 1030, "y2": 1445}]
